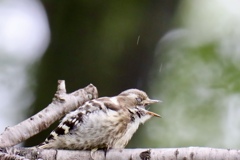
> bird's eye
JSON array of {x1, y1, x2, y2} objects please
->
[{"x1": 136, "y1": 98, "x2": 142, "y2": 103}]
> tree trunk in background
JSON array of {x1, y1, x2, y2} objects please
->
[{"x1": 24, "y1": 0, "x2": 178, "y2": 147}]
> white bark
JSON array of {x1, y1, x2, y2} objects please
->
[
  {"x1": 0, "y1": 80, "x2": 239, "y2": 160},
  {"x1": 1, "y1": 147, "x2": 240, "y2": 160},
  {"x1": 0, "y1": 80, "x2": 98, "y2": 148}
]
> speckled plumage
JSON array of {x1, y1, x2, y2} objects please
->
[{"x1": 38, "y1": 89, "x2": 160, "y2": 150}]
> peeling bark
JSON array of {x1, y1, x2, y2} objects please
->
[
  {"x1": 0, "y1": 80, "x2": 98, "y2": 148},
  {"x1": 1, "y1": 147, "x2": 240, "y2": 160}
]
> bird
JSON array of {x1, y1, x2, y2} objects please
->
[{"x1": 38, "y1": 89, "x2": 161, "y2": 150}]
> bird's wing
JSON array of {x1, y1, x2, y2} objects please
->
[{"x1": 38, "y1": 97, "x2": 129, "y2": 149}]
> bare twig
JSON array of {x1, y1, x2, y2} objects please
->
[
  {"x1": 1, "y1": 147, "x2": 240, "y2": 160},
  {"x1": 0, "y1": 80, "x2": 98, "y2": 148}
]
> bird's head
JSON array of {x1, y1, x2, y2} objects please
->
[{"x1": 119, "y1": 89, "x2": 161, "y2": 118}]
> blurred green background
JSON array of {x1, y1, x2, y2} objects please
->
[{"x1": 1, "y1": 0, "x2": 240, "y2": 149}]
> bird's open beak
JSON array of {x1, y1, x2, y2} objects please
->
[
  {"x1": 143, "y1": 98, "x2": 162, "y2": 105},
  {"x1": 147, "y1": 111, "x2": 162, "y2": 118},
  {"x1": 144, "y1": 98, "x2": 162, "y2": 118},
  {"x1": 146, "y1": 99, "x2": 161, "y2": 104}
]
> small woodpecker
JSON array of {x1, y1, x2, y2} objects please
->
[{"x1": 38, "y1": 89, "x2": 161, "y2": 150}]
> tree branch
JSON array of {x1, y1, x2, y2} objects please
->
[
  {"x1": 0, "y1": 80, "x2": 98, "y2": 148},
  {"x1": 1, "y1": 147, "x2": 240, "y2": 160},
  {"x1": 0, "y1": 81, "x2": 239, "y2": 160}
]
